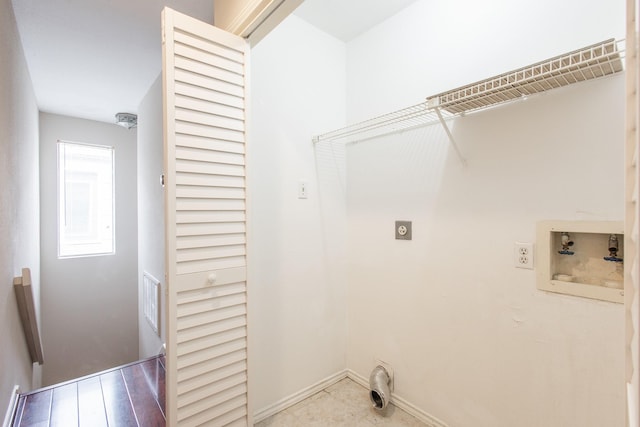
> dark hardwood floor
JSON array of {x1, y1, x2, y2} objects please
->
[{"x1": 11, "y1": 355, "x2": 165, "y2": 427}]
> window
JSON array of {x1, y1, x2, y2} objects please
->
[{"x1": 58, "y1": 141, "x2": 115, "y2": 258}]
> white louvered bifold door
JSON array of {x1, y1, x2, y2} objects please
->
[{"x1": 162, "y1": 8, "x2": 249, "y2": 427}]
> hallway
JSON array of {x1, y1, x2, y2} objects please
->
[{"x1": 11, "y1": 356, "x2": 165, "y2": 427}]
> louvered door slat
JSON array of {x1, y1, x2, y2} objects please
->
[
  {"x1": 177, "y1": 290, "x2": 246, "y2": 316},
  {"x1": 176, "y1": 96, "x2": 244, "y2": 121},
  {"x1": 176, "y1": 258, "x2": 246, "y2": 280},
  {"x1": 175, "y1": 109, "x2": 245, "y2": 132},
  {"x1": 177, "y1": 159, "x2": 244, "y2": 176},
  {"x1": 175, "y1": 68, "x2": 244, "y2": 98},
  {"x1": 178, "y1": 376, "x2": 246, "y2": 413},
  {"x1": 178, "y1": 395, "x2": 247, "y2": 427},
  {"x1": 178, "y1": 281, "x2": 246, "y2": 302},
  {"x1": 178, "y1": 360, "x2": 247, "y2": 395},
  {"x1": 176, "y1": 134, "x2": 245, "y2": 155},
  {"x1": 174, "y1": 53, "x2": 243, "y2": 86},
  {"x1": 174, "y1": 30, "x2": 244, "y2": 64},
  {"x1": 178, "y1": 314, "x2": 246, "y2": 342},
  {"x1": 176, "y1": 146, "x2": 245, "y2": 164},
  {"x1": 177, "y1": 338, "x2": 246, "y2": 371},
  {"x1": 176, "y1": 82, "x2": 245, "y2": 109},
  {"x1": 178, "y1": 349, "x2": 246, "y2": 383},
  {"x1": 177, "y1": 246, "x2": 246, "y2": 264},
  {"x1": 176, "y1": 185, "x2": 245, "y2": 199},
  {"x1": 176, "y1": 121, "x2": 244, "y2": 142},
  {"x1": 174, "y1": 54, "x2": 244, "y2": 87},
  {"x1": 176, "y1": 198, "x2": 245, "y2": 212},
  {"x1": 163, "y1": 7, "x2": 249, "y2": 426},
  {"x1": 177, "y1": 327, "x2": 247, "y2": 358},
  {"x1": 177, "y1": 234, "x2": 246, "y2": 250},
  {"x1": 176, "y1": 222, "x2": 245, "y2": 236},
  {"x1": 175, "y1": 174, "x2": 245, "y2": 188},
  {"x1": 178, "y1": 305, "x2": 246, "y2": 331},
  {"x1": 176, "y1": 209, "x2": 245, "y2": 223}
]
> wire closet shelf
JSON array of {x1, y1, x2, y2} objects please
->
[{"x1": 312, "y1": 38, "x2": 625, "y2": 145}]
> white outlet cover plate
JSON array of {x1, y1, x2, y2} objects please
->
[{"x1": 514, "y1": 242, "x2": 534, "y2": 269}]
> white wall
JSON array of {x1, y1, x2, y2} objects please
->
[
  {"x1": 137, "y1": 75, "x2": 165, "y2": 358},
  {"x1": 39, "y1": 113, "x2": 139, "y2": 386},
  {"x1": 347, "y1": 78, "x2": 625, "y2": 427},
  {"x1": 346, "y1": 0, "x2": 626, "y2": 123},
  {"x1": 249, "y1": 14, "x2": 348, "y2": 413},
  {"x1": 345, "y1": 0, "x2": 626, "y2": 426},
  {"x1": 0, "y1": 0, "x2": 41, "y2": 410}
]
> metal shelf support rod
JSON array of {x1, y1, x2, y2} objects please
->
[{"x1": 434, "y1": 107, "x2": 467, "y2": 167}]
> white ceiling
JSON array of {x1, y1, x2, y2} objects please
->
[
  {"x1": 11, "y1": 0, "x2": 417, "y2": 125},
  {"x1": 11, "y1": 0, "x2": 213, "y2": 124},
  {"x1": 293, "y1": 0, "x2": 418, "y2": 42}
]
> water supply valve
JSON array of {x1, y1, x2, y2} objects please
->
[
  {"x1": 604, "y1": 234, "x2": 623, "y2": 262},
  {"x1": 558, "y1": 232, "x2": 574, "y2": 255}
]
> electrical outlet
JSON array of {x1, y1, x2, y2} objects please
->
[
  {"x1": 395, "y1": 221, "x2": 412, "y2": 240},
  {"x1": 514, "y1": 242, "x2": 534, "y2": 269}
]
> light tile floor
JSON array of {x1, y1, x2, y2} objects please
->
[{"x1": 254, "y1": 378, "x2": 429, "y2": 427}]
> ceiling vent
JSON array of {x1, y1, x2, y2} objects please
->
[{"x1": 115, "y1": 112, "x2": 137, "y2": 129}]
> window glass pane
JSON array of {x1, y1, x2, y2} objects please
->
[{"x1": 58, "y1": 142, "x2": 115, "y2": 258}]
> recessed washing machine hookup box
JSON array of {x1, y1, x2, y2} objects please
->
[{"x1": 536, "y1": 220, "x2": 624, "y2": 304}]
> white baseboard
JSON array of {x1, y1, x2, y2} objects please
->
[
  {"x1": 346, "y1": 370, "x2": 449, "y2": 427},
  {"x1": 2, "y1": 385, "x2": 20, "y2": 427},
  {"x1": 253, "y1": 370, "x2": 348, "y2": 423}
]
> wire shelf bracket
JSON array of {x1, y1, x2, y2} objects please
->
[{"x1": 434, "y1": 106, "x2": 467, "y2": 166}]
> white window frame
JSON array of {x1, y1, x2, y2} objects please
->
[{"x1": 57, "y1": 140, "x2": 115, "y2": 258}]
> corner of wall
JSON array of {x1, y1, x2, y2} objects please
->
[
  {"x1": 0, "y1": 0, "x2": 42, "y2": 408},
  {"x1": 137, "y1": 74, "x2": 166, "y2": 359}
]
